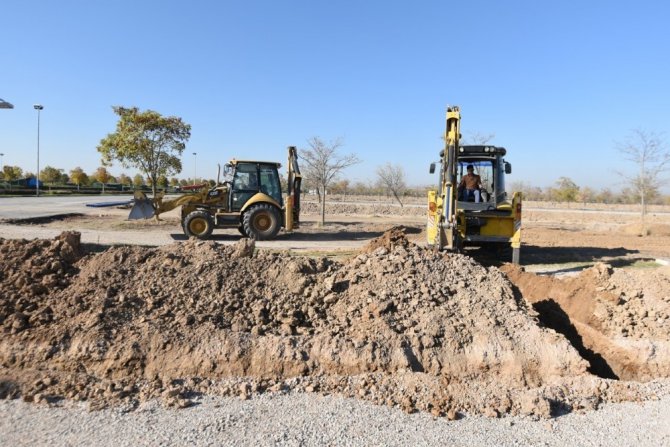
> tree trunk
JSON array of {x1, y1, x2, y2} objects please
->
[
  {"x1": 320, "y1": 186, "x2": 326, "y2": 227},
  {"x1": 641, "y1": 185, "x2": 646, "y2": 234},
  {"x1": 392, "y1": 191, "x2": 403, "y2": 207}
]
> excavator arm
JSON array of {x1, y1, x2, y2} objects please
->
[
  {"x1": 427, "y1": 106, "x2": 461, "y2": 250},
  {"x1": 285, "y1": 145, "x2": 302, "y2": 231}
]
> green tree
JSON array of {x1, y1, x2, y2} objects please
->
[
  {"x1": 157, "y1": 174, "x2": 168, "y2": 189},
  {"x1": 93, "y1": 166, "x2": 111, "y2": 193},
  {"x1": 97, "y1": 106, "x2": 191, "y2": 196},
  {"x1": 2, "y1": 165, "x2": 23, "y2": 182},
  {"x1": 117, "y1": 173, "x2": 131, "y2": 186},
  {"x1": 133, "y1": 173, "x2": 144, "y2": 188},
  {"x1": 69, "y1": 167, "x2": 88, "y2": 190},
  {"x1": 169, "y1": 177, "x2": 179, "y2": 187},
  {"x1": 552, "y1": 177, "x2": 579, "y2": 202},
  {"x1": 40, "y1": 166, "x2": 63, "y2": 184},
  {"x1": 93, "y1": 166, "x2": 111, "y2": 184}
]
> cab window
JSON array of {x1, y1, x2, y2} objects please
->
[
  {"x1": 259, "y1": 165, "x2": 282, "y2": 205},
  {"x1": 232, "y1": 164, "x2": 258, "y2": 191},
  {"x1": 231, "y1": 163, "x2": 258, "y2": 212}
]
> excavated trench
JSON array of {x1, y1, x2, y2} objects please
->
[
  {"x1": 0, "y1": 229, "x2": 669, "y2": 418},
  {"x1": 501, "y1": 264, "x2": 670, "y2": 382},
  {"x1": 531, "y1": 298, "x2": 618, "y2": 379}
]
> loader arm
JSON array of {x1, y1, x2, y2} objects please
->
[{"x1": 129, "y1": 188, "x2": 212, "y2": 220}]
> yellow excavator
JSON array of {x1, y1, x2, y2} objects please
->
[
  {"x1": 427, "y1": 106, "x2": 522, "y2": 263},
  {"x1": 130, "y1": 146, "x2": 302, "y2": 240}
]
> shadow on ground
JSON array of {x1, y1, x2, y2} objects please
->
[
  {"x1": 170, "y1": 222, "x2": 422, "y2": 243},
  {"x1": 472, "y1": 244, "x2": 642, "y2": 268}
]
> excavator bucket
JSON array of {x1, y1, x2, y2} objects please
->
[{"x1": 128, "y1": 191, "x2": 155, "y2": 220}]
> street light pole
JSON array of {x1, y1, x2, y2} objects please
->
[
  {"x1": 0, "y1": 98, "x2": 12, "y2": 176},
  {"x1": 193, "y1": 152, "x2": 197, "y2": 184},
  {"x1": 34, "y1": 104, "x2": 44, "y2": 197}
]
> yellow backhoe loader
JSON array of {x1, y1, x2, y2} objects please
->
[
  {"x1": 427, "y1": 106, "x2": 522, "y2": 263},
  {"x1": 130, "y1": 146, "x2": 302, "y2": 240}
]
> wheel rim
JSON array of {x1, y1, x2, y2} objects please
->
[
  {"x1": 253, "y1": 212, "x2": 271, "y2": 232},
  {"x1": 189, "y1": 218, "x2": 208, "y2": 235}
]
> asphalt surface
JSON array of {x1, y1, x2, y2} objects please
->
[
  {"x1": 2, "y1": 195, "x2": 669, "y2": 221},
  {"x1": 0, "y1": 195, "x2": 134, "y2": 220}
]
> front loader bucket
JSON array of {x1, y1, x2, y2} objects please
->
[{"x1": 128, "y1": 191, "x2": 155, "y2": 220}]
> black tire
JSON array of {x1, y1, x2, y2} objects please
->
[
  {"x1": 243, "y1": 204, "x2": 280, "y2": 240},
  {"x1": 238, "y1": 226, "x2": 248, "y2": 237},
  {"x1": 512, "y1": 246, "x2": 521, "y2": 265},
  {"x1": 183, "y1": 210, "x2": 215, "y2": 239}
]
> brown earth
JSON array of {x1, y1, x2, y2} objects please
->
[
  {"x1": 1, "y1": 230, "x2": 668, "y2": 419},
  {"x1": 2, "y1": 201, "x2": 670, "y2": 418},
  {"x1": 501, "y1": 263, "x2": 670, "y2": 382}
]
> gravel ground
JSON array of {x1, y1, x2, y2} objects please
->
[{"x1": 1, "y1": 392, "x2": 669, "y2": 447}]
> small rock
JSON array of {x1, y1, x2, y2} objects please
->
[{"x1": 446, "y1": 408, "x2": 459, "y2": 420}]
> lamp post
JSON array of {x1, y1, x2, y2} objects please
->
[
  {"x1": 34, "y1": 104, "x2": 44, "y2": 197},
  {"x1": 193, "y1": 152, "x2": 197, "y2": 184},
  {"x1": 1, "y1": 99, "x2": 12, "y2": 179}
]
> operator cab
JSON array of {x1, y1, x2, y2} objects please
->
[
  {"x1": 456, "y1": 145, "x2": 511, "y2": 211},
  {"x1": 227, "y1": 160, "x2": 283, "y2": 212}
]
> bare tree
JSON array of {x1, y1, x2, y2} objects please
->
[
  {"x1": 301, "y1": 137, "x2": 360, "y2": 226},
  {"x1": 463, "y1": 131, "x2": 495, "y2": 145},
  {"x1": 376, "y1": 163, "x2": 406, "y2": 207},
  {"x1": 616, "y1": 129, "x2": 670, "y2": 225}
]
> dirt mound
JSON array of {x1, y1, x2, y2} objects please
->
[
  {"x1": 360, "y1": 226, "x2": 411, "y2": 253},
  {"x1": 501, "y1": 263, "x2": 670, "y2": 381},
  {"x1": 0, "y1": 232, "x2": 665, "y2": 418},
  {"x1": 0, "y1": 232, "x2": 83, "y2": 334}
]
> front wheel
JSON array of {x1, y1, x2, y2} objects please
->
[
  {"x1": 183, "y1": 210, "x2": 215, "y2": 239},
  {"x1": 243, "y1": 204, "x2": 280, "y2": 240}
]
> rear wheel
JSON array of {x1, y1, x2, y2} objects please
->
[
  {"x1": 243, "y1": 204, "x2": 280, "y2": 240},
  {"x1": 183, "y1": 210, "x2": 215, "y2": 239},
  {"x1": 238, "y1": 226, "x2": 248, "y2": 237}
]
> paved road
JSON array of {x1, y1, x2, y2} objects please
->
[
  {"x1": 3, "y1": 195, "x2": 670, "y2": 220},
  {"x1": 0, "y1": 195, "x2": 134, "y2": 220}
]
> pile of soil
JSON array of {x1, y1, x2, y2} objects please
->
[{"x1": 0, "y1": 232, "x2": 666, "y2": 418}]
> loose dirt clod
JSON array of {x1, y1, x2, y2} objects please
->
[{"x1": 0, "y1": 231, "x2": 667, "y2": 417}]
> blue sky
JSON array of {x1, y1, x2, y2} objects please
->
[{"x1": 1, "y1": 0, "x2": 669, "y2": 190}]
